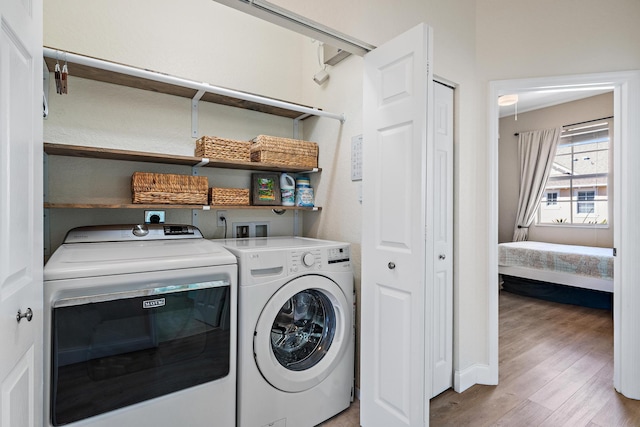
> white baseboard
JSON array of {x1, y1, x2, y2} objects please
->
[{"x1": 454, "y1": 364, "x2": 495, "y2": 393}]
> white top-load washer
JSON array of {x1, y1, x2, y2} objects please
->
[
  {"x1": 43, "y1": 224, "x2": 237, "y2": 427},
  {"x1": 220, "y1": 236, "x2": 354, "y2": 427}
]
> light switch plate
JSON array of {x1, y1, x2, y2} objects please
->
[{"x1": 351, "y1": 134, "x2": 363, "y2": 181}]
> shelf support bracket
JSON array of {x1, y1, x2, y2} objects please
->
[
  {"x1": 191, "y1": 89, "x2": 206, "y2": 138},
  {"x1": 293, "y1": 116, "x2": 307, "y2": 139},
  {"x1": 293, "y1": 210, "x2": 300, "y2": 236}
]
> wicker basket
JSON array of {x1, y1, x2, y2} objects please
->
[
  {"x1": 195, "y1": 136, "x2": 251, "y2": 162},
  {"x1": 209, "y1": 187, "x2": 250, "y2": 206},
  {"x1": 132, "y1": 172, "x2": 208, "y2": 205},
  {"x1": 250, "y1": 135, "x2": 318, "y2": 168}
]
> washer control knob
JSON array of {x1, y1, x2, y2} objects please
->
[
  {"x1": 302, "y1": 252, "x2": 316, "y2": 267},
  {"x1": 132, "y1": 224, "x2": 149, "y2": 237}
]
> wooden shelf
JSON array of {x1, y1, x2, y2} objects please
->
[
  {"x1": 44, "y1": 143, "x2": 321, "y2": 173},
  {"x1": 44, "y1": 202, "x2": 321, "y2": 211},
  {"x1": 43, "y1": 51, "x2": 331, "y2": 120},
  {"x1": 44, "y1": 143, "x2": 322, "y2": 211}
]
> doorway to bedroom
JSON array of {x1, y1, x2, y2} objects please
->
[
  {"x1": 488, "y1": 70, "x2": 640, "y2": 400},
  {"x1": 497, "y1": 90, "x2": 614, "y2": 306}
]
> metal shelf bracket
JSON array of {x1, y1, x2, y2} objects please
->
[{"x1": 191, "y1": 89, "x2": 206, "y2": 138}]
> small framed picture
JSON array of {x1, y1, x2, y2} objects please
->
[{"x1": 251, "y1": 173, "x2": 281, "y2": 206}]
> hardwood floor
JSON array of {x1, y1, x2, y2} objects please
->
[
  {"x1": 325, "y1": 290, "x2": 640, "y2": 426},
  {"x1": 430, "y1": 290, "x2": 631, "y2": 426}
]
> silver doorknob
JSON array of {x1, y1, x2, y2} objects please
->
[
  {"x1": 439, "y1": 254, "x2": 446, "y2": 260},
  {"x1": 16, "y1": 308, "x2": 33, "y2": 323},
  {"x1": 388, "y1": 262, "x2": 396, "y2": 269}
]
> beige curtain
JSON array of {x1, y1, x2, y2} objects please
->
[{"x1": 512, "y1": 127, "x2": 562, "y2": 241}]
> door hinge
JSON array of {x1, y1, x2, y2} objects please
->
[{"x1": 613, "y1": 247, "x2": 617, "y2": 256}]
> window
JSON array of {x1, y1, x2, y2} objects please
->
[
  {"x1": 577, "y1": 190, "x2": 595, "y2": 214},
  {"x1": 545, "y1": 191, "x2": 558, "y2": 206},
  {"x1": 537, "y1": 120, "x2": 610, "y2": 225}
]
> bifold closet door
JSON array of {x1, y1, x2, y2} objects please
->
[
  {"x1": 430, "y1": 81, "x2": 454, "y2": 398},
  {"x1": 361, "y1": 22, "x2": 433, "y2": 427}
]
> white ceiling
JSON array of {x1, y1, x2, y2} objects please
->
[{"x1": 498, "y1": 89, "x2": 612, "y2": 118}]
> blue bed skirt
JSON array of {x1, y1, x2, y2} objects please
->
[{"x1": 501, "y1": 275, "x2": 612, "y2": 310}]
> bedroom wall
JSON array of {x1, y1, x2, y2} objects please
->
[{"x1": 499, "y1": 93, "x2": 614, "y2": 247}]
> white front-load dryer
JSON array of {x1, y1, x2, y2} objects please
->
[{"x1": 220, "y1": 237, "x2": 354, "y2": 427}]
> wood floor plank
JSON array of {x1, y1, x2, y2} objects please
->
[
  {"x1": 498, "y1": 363, "x2": 562, "y2": 400},
  {"x1": 590, "y1": 386, "x2": 640, "y2": 427},
  {"x1": 538, "y1": 370, "x2": 612, "y2": 426},
  {"x1": 489, "y1": 400, "x2": 552, "y2": 427},
  {"x1": 528, "y1": 350, "x2": 608, "y2": 411},
  {"x1": 430, "y1": 387, "x2": 523, "y2": 427}
]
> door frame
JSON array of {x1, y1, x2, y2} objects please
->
[{"x1": 487, "y1": 70, "x2": 640, "y2": 397}]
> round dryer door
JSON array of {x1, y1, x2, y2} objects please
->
[{"x1": 253, "y1": 274, "x2": 351, "y2": 392}]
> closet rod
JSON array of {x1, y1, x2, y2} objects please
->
[
  {"x1": 513, "y1": 116, "x2": 613, "y2": 137},
  {"x1": 43, "y1": 48, "x2": 346, "y2": 123}
]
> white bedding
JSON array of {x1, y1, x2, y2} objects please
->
[{"x1": 498, "y1": 241, "x2": 614, "y2": 292}]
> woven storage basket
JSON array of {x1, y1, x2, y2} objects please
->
[
  {"x1": 250, "y1": 135, "x2": 318, "y2": 168},
  {"x1": 209, "y1": 187, "x2": 250, "y2": 206},
  {"x1": 132, "y1": 172, "x2": 208, "y2": 205},
  {"x1": 195, "y1": 136, "x2": 251, "y2": 162}
]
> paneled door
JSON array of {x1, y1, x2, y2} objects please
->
[
  {"x1": 430, "y1": 81, "x2": 454, "y2": 398},
  {"x1": 0, "y1": 0, "x2": 43, "y2": 425},
  {"x1": 361, "y1": 23, "x2": 434, "y2": 427}
]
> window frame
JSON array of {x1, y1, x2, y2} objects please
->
[{"x1": 536, "y1": 120, "x2": 611, "y2": 227}]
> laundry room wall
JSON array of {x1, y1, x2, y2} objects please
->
[
  {"x1": 43, "y1": 0, "x2": 320, "y2": 253},
  {"x1": 45, "y1": 0, "x2": 487, "y2": 392},
  {"x1": 43, "y1": 0, "x2": 368, "y2": 389}
]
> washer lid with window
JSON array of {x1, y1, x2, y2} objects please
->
[{"x1": 253, "y1": 274, "x2": 351, "y2": 392}]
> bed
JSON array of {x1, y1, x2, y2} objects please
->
[{"x1": 498, "y1": 241, "x2": 614, "y2": 308}]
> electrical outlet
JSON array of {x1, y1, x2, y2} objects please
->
[
  {"x1": 217, "y1": 210, "x2": 227, "y2": 227},
  {"x1": 232, "y1": 221, "x2": 269, "y2": 238},
  {"x1": 144, "y1": 210, "x2": 165, "y2": 224}
]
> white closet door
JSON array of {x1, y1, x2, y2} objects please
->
[
  {"x1": 431, "y1": 81, "x2": 454, "y2": 398},
  {"x1": 361, "y1": 23, "x2": 433, "y2": 427},
  {"x1": 0, "y1": 0, "x2": 43, "y2": 426}
]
